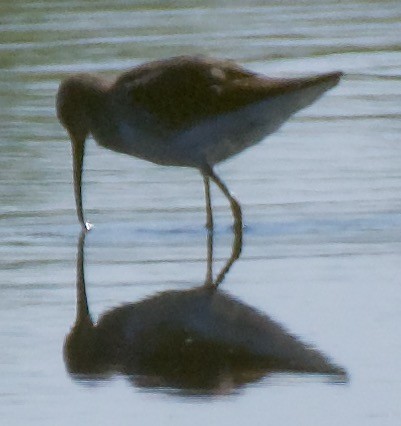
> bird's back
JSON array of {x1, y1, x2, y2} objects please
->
[{"x1": 114, "y1": 55, "x2": 342, "y2": 132}]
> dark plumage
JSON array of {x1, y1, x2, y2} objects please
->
[{"x1": 116, "y1": 55, "x2": 341, "y2": 130}]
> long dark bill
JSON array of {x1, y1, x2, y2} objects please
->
[{"x1": 71, "y1": 133, "x2": 89, "y2": 231}]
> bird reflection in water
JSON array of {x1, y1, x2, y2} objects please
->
[{"x1": 64, "y1": 229, "x2": 346, "y2": 396}]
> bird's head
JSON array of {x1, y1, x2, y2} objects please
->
[{"x1": 56, "y1": 74, "x2": 107, "y2": 231}]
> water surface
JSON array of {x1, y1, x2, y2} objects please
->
[{"x1": 1, "y1": 1, "x2": 401, "y2": 425}]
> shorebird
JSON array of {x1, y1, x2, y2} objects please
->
[{"x1": 56, "y1": 55, "x2": 342, "y2": 231}]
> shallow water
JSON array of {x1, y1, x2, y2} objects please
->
[{"x1": 1, "y1": 1, "x2": 401, "y2": 425}]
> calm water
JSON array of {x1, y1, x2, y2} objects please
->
[{"x1": 1, "y1": 0, "x2": 401, "y2": 424}]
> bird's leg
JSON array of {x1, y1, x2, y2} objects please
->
[
  {"x1": 204, "y1": 224, "x2": 214, "y2": 287},
  {"x1": 206, "y1": 167, "x2": 243, "y2": 235},
  {"x1": 214, "y1": 216, "x2": 243, "y2": 287},
  {"x1": 202, "y1": 174, "x2": 214, "y2": 231},
  {"x1": 202, "y1": 173, "x2": 214, "y2": 285}
]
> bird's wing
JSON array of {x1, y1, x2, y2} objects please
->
[{"x1": 115, "y1": 55, "x2": 341, "y2": 130}]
